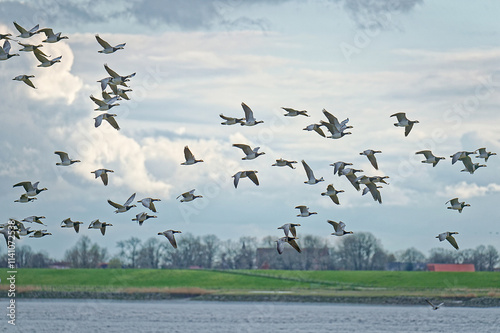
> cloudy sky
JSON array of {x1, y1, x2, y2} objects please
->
[{"x1": 1, "y1": 0, "x2": 499, "y2": 259}]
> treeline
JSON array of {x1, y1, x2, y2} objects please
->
[{"x1": 2, "y1": 232, "x2": 499, "y2": 271}]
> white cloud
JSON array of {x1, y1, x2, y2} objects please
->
[{"x1": 439, "y1": 181, "x2": 500, "y2": 199}]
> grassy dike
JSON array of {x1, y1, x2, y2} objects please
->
[{"x1": 1, "y1": 269, "x2": 499, "y2": 306}]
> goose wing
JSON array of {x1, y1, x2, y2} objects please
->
[
  {"x1": 445, "y1": 198, "x2": 459, "y2": 205},
  {"x1": 104, "y1": 115, "x2": 120, "y2": 130},
  {"x1": 100, "y1": 172, "x2": 109, "y2": 186},
  {"x1": 166, "y1": 232, "x2": 178, "y2": 248},
  {"x1": 124, "y1": 193, "x2": 136, "y2": 206},
  {"x1": 287, "y1": 237, "x2": 301, "y2": 253},
  {"x1": 74, "y1": 223, "x2": 80, "y2": 233},
  {"x1": 345, "y1": 174, "x2": 360, "y2": 191},
  {"x1": 95, "y1": 34, "x2": 111, "y2": 49},
  {"x1": 425, "y1": 299, "x2": 435, "y2": 308},
  {"x1": 13, "y1": 181, "x2": 34, "y2": 192},
  {"x1": 276, "y1": 238, "x2": 285, "y2": 254},
  {"x1": 184, "y1": 146, "x2": 195, "y2": 161},
  {"x1": 3, "y1": 40, "x2": 11, "y2": 53},
  {"x1": 233, "y1": 171, "x2": 242, "y2": 188},
  {"x1": 54, "y1": 151, "x2": 70, "y2": 162},
  {"x1": 29, "y1": 24, "x2": 39, "y2": 34},
  {"x1": 37, "y1": 28, "x2": 54, "y2": 37},
  {"x1": 329, "y1": 193, "x2": 340, "y2": 205},
  {"x1": 322, "y1": 109, "x2": 341, "y2": 129},
  {"x1": 94, "y1": 114, "x2": 104, "y2": 127},
  {"x1": 404, "y1": 123, "x2": 415, "y2": 137},
  {"x1": 13, "y1": 22, "x2": 28, "y2": 34},
  {"x1": 289, "y1": 224, "x2": 299, "y2": 237},
  {"x1": 107, "y1": 199, "x2": 123, "y2": 209},
  {"x1": 90, "y1": 95, "x2": 107, "y2": 107},
  {"x1": 390, "y1": 112, "x2": 407, "y2": 123},
  {"x1": 23, "y1": 77, "x2": 36, "y2": 89},
  {"x1": 367, "y1": 154, "x2": 379, "y2": 170},
  {"x1": 104, "y1": 63, "x2": 120, "y2": 78},
  {"x1": 33, "y1": 49, "x2": 49, "y2": 63},
  {"x1": 313, "y1": 126, "x2": 326, "y2": 137},
  {"x1": 241, "y1": 102, "x2": 255, "y2": 122},
  {"x1": 460, "y1": 155, "x2": 474, "y2": 173},
  {"x1": 247, "y1": 171, "x2": 259, "y2": 186},
  {"x1": 416, "y1": 150, "x2": 433, "y2": 159},
  {"x1": 301, "y1": 160, "x2": 315, "y2": 181},
  {"x1": 232, "y1": 144, "x2": 252, "y2": 155},
  {"x1": 328, "y1": 220, "x2": 340, "y2": 232},
  {"x1": 446, "y1": 234, "x2": 459, "y2": 250}
]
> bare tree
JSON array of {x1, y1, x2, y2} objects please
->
[
  {"x1": 117, "y1": 237, "x2": 142, "y2": 268},
  {"x1": 137, "y1": 237, "x2": 165, "y2": 269},
  {"x1": 336, "y1": 232, "x2": 386, "y2": 270},
  {"x1": 64, "y1": 236, "x2": 108, "y2": 268}
]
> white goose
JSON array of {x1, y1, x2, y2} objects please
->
[
  {"x1": 176, "y1": 189, "x2": 202, "y2": 202},
  {"x1": 302, "y1": 160, "x2": 324, "y2": 184},
  {"x1": 415, "y1": 150, "x2": 445, "y2": 167},
  {"x1": 137, "y1": 197, "x2": 161, "y2": 212},
  {"x1": 110, "y1": 84, "x2": 132, "y2": 100},
  {"x1": 181, "y1": 146, "x2": 203, "y2": 165},
  {"x1": 278, "y1": 223, "x2": 301, "y2": 237},
  {"x1": 450, "y1": 151, "x2": 475, "y2": 165},
  {"x1": 13, "y1": 74, "x2": 36, "y2": 88},
  {"x1": 108, "y1": 193, "x2": 137, "y2": 213},
  {"x1": 355, "y1": 176, "x2": 382, "y2": 204},
  {"x1": 360, "y1": 149, "x2": 382, "y2": 170},
  {"x1": 36, "y1": 28, "x2": 68, "y2": 43},
  {"x1": 232, "y1": 144, "x2": 265, "y2": 160},
  {"x1": 232, "y1": 171, "x2": 259, "y2": 188},
  {"x1": 282, "y1": 107, "x2": 309, "y2": 117},
  {"x1": 132, "y1": 212, "x2": 157, "y2": 226},
  {"x1": 158, "y1": 230, "x2": 181, "y2": 248},
  {"x1": 94, "y1": 113, "x2": 120, "y2": 130},
  {"x1": 321, "y1": 184, "x2": 344, "y2": 205},
  {"x1": 295, "y1": 205, "x2": 317, "y2": 217},
  {"x1": 16, "y1": 221, "x2": 34, "y2": 236},
  {"x1": 330, "y1": 161, "x2": 353, "y2": 176},
  {"x1": 459, "y1": 155, "x2": 485, "y2": 174},
  {"x1": 13, "y1": 22, "x2": 39, "y2": 38},
  {"x1": 272, "y1": 158, "x2": 297, "y2": 169},
  {"x1": 436, "y1": 231, "x2": 459, "y2": 250},
  {"x1": 17, "y1": 42, "x2": 47, "y2": 55},
  {"x1": 13, "y1": 181, "x2": 47, "y2": 196},
  {"x1": 29, "y1": 230, "x2": 52, "y2": 238},
  {"x1": 220, "y1": 113, "x2": 244, "y2": 125},
  {"x1": 276, "y1": 236, "x2": 301, "y2": 254},
  {"x1": 54, "y1": 151, "x2": 80, "y2": 166},
  {"x1": 322, "y1": 109, "x2": 352, "y2": 132},
  {"x1": 22, "y1": 216, "x2": 46, "y2": 225},
  {"x1": 339, "y1": 168, "x2": 363, "y2": 191},
  {"x1": 445, "y1": 198, "x2": 470, "y2": 213},
  {"x1": 90, "y1": 94, "x2": 120, "y2": 111},
  {"x1": 88, "y1": 219, "x2": 113, "y2": 235},
  {"x1": 320, "y1": 120, "x2": 352, "y2": 139},
  {"x1": 95, "y1": 34, "x2": 126, "y2": 54},
  {"x1": 33, "y1": 49, "x2": 61, "y2": 67},
  {"x1": 425, "y1": 299, "x2": 444, "y2": 310},
  {"x1": 390, "y1": 112, "x2": 419, "y2": 137},
  {"x1": 91, "y1": 169, "x2": 114, "y2": 186},
  {"x1": 14, "y1": 194, "x2": 37, "y2": 203},
  {"x1": 60, "y1": 218, "x2": 83, "y2": 233},
  {"x1": 475, "y1": 147, "x2": 496, "y2": 162},
  {"x1": 0, "y1": 40, "x2": 19, "y2": 60},
  {"x1": 103, "y1": 63, "x2": 136, "y2": 87},
  {"x1": 328, "y1": 220, "x2": 353, "y2": 236},
  {"x1": 303, "y1": 123, "x2": 326, "y2": 137},
  {"x1": 240, "y1": 102, "x2": 264, "y2": 126}
]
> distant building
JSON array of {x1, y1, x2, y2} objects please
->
[
  {"x1": 49, "y1": 262, "x2": 71, "y2": 269},
  {"x1": 427, "y1": 263, "x2": 475, "y2": 272},
  {"x1": 386, "y1": 262, "x2": 427, "y2": 271}
]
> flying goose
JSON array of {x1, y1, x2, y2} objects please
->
[
  {"x1": 176, "y1": 189, "x2": 202, "y2": 202},
  {"x1": 232, "y1": 144, "x2": 265, "y2": 160},
  {"x1": 330, "y1": 161, "x2": 353, "y2": 176},
  {"x1": 278, "y1": 223, "x2": 301, "y2": 237},
  {"x1": 295, "y1": 205, "x2": 317, "y2": 217},
  {"x1": 445, "y1": 198, "x2": 470, "y2": 213},
  {"x1": 302, "y1": 160, "x2": 324, "y2": 184},
  {"x1": 240, "y1": 102, "x2": 263, "y2": 126},
  {"x1": 436, "y1": 231, "x2": 459, "y2": 250},
  {"x1": 355, "y1": 176, "x2": 382, "y2": 204},
  {"x1": 16, "y1": 221, "x2": 34, "y2": 236},
  {"x1": 137, "y1": 197, "x2": 161, "y2": 212},
  {"x1": 272, "y1": 158, "x2": 297, "y2": 169},
  {"x1": 103, "y1": 63, "x2": 136, "y2": 87},
  {"x1": 13, "y1": 22, "x2": 39, "y2": 38},
  {"x1": 90, "y1": 94, "x2": 120, "y2": 111},
  {"x1": 132, "y1": 212, "x2": 157, "y2": 226},
  {"x1": 339, "y1": 168, "x2": 363, "y2": 191},
  {"x1": 36, "y1": 28, "x2": 68, "y2": 43},
  {"x1": 390, "y1": 112, "x2": 419, "y2": 137},
  {"x1": 94, "y1": 113, "x2": 120, "y2": 130},
  {"x1": 322, "y1": 109, "x2": 352, "y2": 132},
  {"x1": 232, "y1": 171, "x2": 259, "y2": 188},
  {"x1": 282, "y1": 107, "x2": 309, "y2": 117},
  {"x1": 328, "y1": 220, "x2": 353, "y2": 236},
  {"x1": 0, "y1": 40, "x2": 19, "y2": 60},
  {"x1": 33, "y1": 49, "x2": 61, "y2": 67},
  {"x1": 13, "y1": 181, "x2": 47, "y2": 196},
  {"x1": 95, "y1": 34, "x2": 125, "y2": 54},
  {"x1": 360, "y1": 149, "x2": 382, "y2": 170},
  {"x1": 17, "y1": 42, "x2": 48, "y2": 55},
  {"x1": 415, "y1": 150, "x2": 445, "y2": 167},
  {"x1": 91, "y1": 169, "x2": 114, "y2": 186},
  {"x1": 368, "y1": 175, "x2": 390, "y2": 184},
  {"x1": 29, "y1": 230, "x2": 52, "y2": 238},
  {"x1": 362, "y1": 184, "x2": 382, "y2": 196},
  {"x1": 14, "y1": 194, "x2": 37, "y2": 203},
  {"x1": 425, "y1": 299, "x2": 444, "y2": 310},
  {"x1": 60, "y1": 218, "x2": 83, "y2": 233},
  {"x1": 13, "y1": 74, "x2": 36, "y2": 88},
  {"x1": 320, "y1": 120, "x2": 352, "y2": 139},
  {"x1": 108, "y1": 193, "x2": 137, "y2": 213},
  {"x1": 303, "y1": 123, "x2": 326, "y2": 137},
  {"x1": 88, "y1": 219, "x2": 112, "y2": 235},
  {"x1": 450, "y1": 151, "x2": 474, "y2": 165},
  {"x1": 459, "y1": 155, "x2": 485, "y2": 174},
  {"x1": 276, "y1": 236, "x2": 301, "y2": 254},
  {"x1": 110, "y1": 84, "x2": 132, "y2": 100},
  {"x1": 219, "y1": 113, "x2": 244, "y2": 125},
  {"x1": 181, "y1": 146, "x2": 203, "y2": 165},
  {"x1": 102, "y1": 90, "x2": 122, "y2": 102},
  {"x1": 321, "y1": 184, "x2": 344, "y2": 205},
  {"x1": 22, "y1": 216, "x2": 46, "y2": 225},
  {"x1": 54, "y1": 151, "x2": 80, "y2": 166},
  {"x1": 475, "y1": 147, "x2": 496, "y2": 162},
  {"x1": 158, "y1": 230, "x2": 181, "y2": 248}
]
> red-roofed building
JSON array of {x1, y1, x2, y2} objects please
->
[{"x1": 427, "y1": 263, "x2": 475, "y2": 272}]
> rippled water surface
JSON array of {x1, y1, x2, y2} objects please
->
[{"x1": 1, "y1": 299, "x2": 499, "y2": 333}]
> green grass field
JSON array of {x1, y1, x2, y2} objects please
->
[{"x1": 1, "y1": 269, "x2": 499, "y2": 298}]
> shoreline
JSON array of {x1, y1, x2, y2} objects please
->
[{"x1": 6, "y1": 291, "x2": 500, "y2": 307}]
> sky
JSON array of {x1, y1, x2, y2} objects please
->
[{"x1": 1, "y1": 0, "x2": 499, "y2": 260}]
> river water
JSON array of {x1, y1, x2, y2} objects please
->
[{"x1": 1, "y1": 299, "x2": 499, "y2": 332}]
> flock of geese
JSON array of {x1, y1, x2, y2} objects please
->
[{"x1": 1, "y1": 22, "x2": 497, "y2": 262}]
